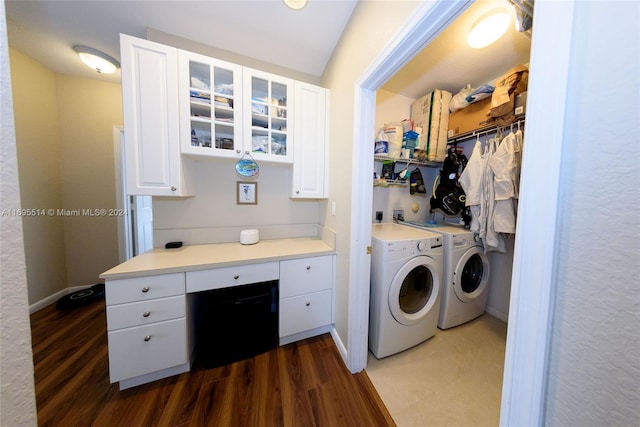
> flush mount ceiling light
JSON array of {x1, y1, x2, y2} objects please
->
[
  {"x1": 283, "y1": 0, "x2": 307, "y2": 10},
  {"x1": 73, "y1": 46, "x2": 120, "y2": 74},
  {"x1": 467, "y1": 10, "x2": 511, "y2": 48}
]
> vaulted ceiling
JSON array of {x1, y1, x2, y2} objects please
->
[
  {"x1": 5, "y1": 0, "x2": 531, "y2": 99},
  {"x1": 5, "y1": 0, "x2": 358, "y2": 84}
]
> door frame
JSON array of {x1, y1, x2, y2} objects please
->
[
  {"x1": 347, "y1": 0, "x2": 473, "y2": 378},
  {"x1": 348, "y1": 1, "x2": 574, "y2": 425},
  {"x1": 113, "y1": 126, "x2": 132, "y2": 263},
  {"x1": 113, "y1": 126, "x2": 154, "y2": 261}
]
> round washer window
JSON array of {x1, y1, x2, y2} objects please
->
[
  {"x1": 389, "y1": 256, "x2": 440, "y2": 326},
  {"x1": 399, "y1": 265, "x2": 434, "y2": 314},
  {"x1": 461, "y1": 253, "x2": 484, "y2": 294}
]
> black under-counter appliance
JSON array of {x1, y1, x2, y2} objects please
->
[{"x1": 193, "y1": 280, "x2": 278, "y2": 368}]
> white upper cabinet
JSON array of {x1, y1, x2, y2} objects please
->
[
  {"x1": 291, "y1": 82, "x2": 329, "y2": 199},
  {"x1": 120, "y1": 34, "x2": 329, "y2": 198},
  {"x1": 243, "y1": 68, "x2": 294, "y2": 164},
  {"x1": 178, "y1": 51, "x2": 243, "y2": 159},
  {"x1": 120, "y1": 34, "x2": 194, "y2": 196}
]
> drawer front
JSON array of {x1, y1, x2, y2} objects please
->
[
  {"x1": 279, "y1": 290, "x2": 332, "y2": 337},
  {"x1": 280, "y1": 256, "x2": 332, "y2": 298},
  {"x1": 186, "y1": 262, "x2": 279, "y2": 293},
  {"x1": 108, "y1": 318, "x2": 188, "y2": 383},
  {"x1": 106, "y1": 295, "x2": 185, "y2": 331},
  {"x1": 106, "y1": 273, "x2": 185, "y2": 305}
]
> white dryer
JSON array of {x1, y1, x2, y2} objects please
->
[
  {"x1": 431, "y1": 225, "x2": 491, "y2": 329},
  {"x1": 369, "y1": 223, "x2": 443, "y2": 359}
]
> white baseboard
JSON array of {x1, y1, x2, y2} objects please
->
[
  {"x1": 330, "y1": 326, "x2": 349, "y2": 367},
  {"x1": 485, "y1": 306, "x2": 509, "y2": 323},
  {"x1": 29, "y1": 285, "x2": 89, "y2": 314}
]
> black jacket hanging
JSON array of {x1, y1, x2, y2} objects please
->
[{"x1": 430, "y1": 147, "x2": 470, "y2": 226}]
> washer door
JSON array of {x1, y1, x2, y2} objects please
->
[
  {"x1": 388, "y1": 256, "x2": 440, "y2": 326},
  {"x1": 452, "y1": 246, "x2": 490, "y2": 303}
]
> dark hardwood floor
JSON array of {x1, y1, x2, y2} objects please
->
[{"x1": 30, "y1": 298, "x2": 395, "y2": 427}]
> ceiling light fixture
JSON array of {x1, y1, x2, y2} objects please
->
[
  {"x1": 73, "y1": 46, "x2": 120, "y2": 74},
  {"x1": 467, "y1": 10, "x2": 511, "y2": 49},
  {"x1": 283, "y1": 0, "x2": 307, "y2": 10}
]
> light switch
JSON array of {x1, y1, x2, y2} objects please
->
[{"x1": 331, "y1": 202, "x2": 336, "y2": 216}]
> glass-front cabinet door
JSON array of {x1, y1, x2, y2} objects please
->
[
  {"x1": 179, "y1": 51, "x2": 243, "y2": 158},
  {"x1": 243, "y1": 68, "x2": 294, "y2": 164}
]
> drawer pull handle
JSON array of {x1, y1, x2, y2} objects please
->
[
  {"x1": 233, "y1": 274, "x2": 239, "y2": 280},
  {"x1": 143, "y1": 311, "x2": 151, "y2": 318},
  {"x1": 305, "y1": 302, "x2": 311, "y2": 307},
  {"x1": 306, "y1": 265, "x2": 311, "y2": 270},
  {"x1": 141, "y1": 287, "x2": 150, "y2": 293},
  {"x1": 144, "y1": 335, "x2": 151, "y2": 342}
]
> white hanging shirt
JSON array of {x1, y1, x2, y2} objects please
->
[
  {"x1": 459, "y1": 140, "x2": 484, "y2": 232},
  {"x1": 483, "y1": 138, "x2": 506, "y2": 253},
  {"x1": 489, "y1": 131, "x2": 522, "y2": 234}
]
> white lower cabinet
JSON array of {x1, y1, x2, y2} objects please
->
[
  {"x1": 108, "y1": 318, "x2": 188, "y2": 383},
  {"x1": 279, "y1": 255, "x2": 334, "y2": 340},
  {"x1": 105, "y1": 273, "x2": 189, "y2": 389},
  {"x1": 104, "y1": 254, "x2": 334, "y2": 388},
  {"x1": 279, "y1": 290, "x2": 332, "y2": 337},
  {"x1": 186, "y1": 261, "x2": 279, "y2": 293}
]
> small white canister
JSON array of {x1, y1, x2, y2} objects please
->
[{"x1": 240, "y1": 229, "x2": 259, "y2": 245}]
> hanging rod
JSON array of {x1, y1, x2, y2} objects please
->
[{"x1": 447, "y1": 118, "x2": 526, "y2": 144}]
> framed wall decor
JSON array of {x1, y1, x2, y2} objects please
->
[{"x1": 237, "y1": 181, "x2": 258, "y2": 205}]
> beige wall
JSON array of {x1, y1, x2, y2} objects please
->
[
  {"x1": 10, "y1": 48, "x2": 67, "y2": 304},
  {"x1": 153, "y1": 159, "x2": 321, "y2": 244},
  {"x1": 9, "y1": 48, "x2": 123, "y2": 304},
  {"x1": 55, "y1": 75, "x2": 122, "y2": 287},
  {"x1": 321, "y1": 0, "x2": 422, "y2": 349}
]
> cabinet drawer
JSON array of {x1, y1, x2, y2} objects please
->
[
  {"x1": 106, "y1": 295, "x2": 185, "y2": 331},
  {"x1": 279, "y1": 290, "x2": 332, "y2": 337},
  {"x1": 186, "y1": 262, "x2": 279, "y2": 293},
  {"x1": 280, "y1": 256, "x2": 332, "y2": 298},
  {"x1": 108, "y1": 318, "x2": 188, "y2": 383},
  {"x1": 106, "y1": 273, "x2": 185, "y2": 305}
]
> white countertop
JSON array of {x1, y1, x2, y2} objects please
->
[{"x1": 100, "y1": 237, "x2": 335, "y2": 280}]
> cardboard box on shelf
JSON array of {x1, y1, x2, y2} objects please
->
[
  {"x1": 410, "y1": 89, "x2": 451, "y2": 162},
  {"x1": 447, "y1": 97, "x2": 493, "y2": 138}
]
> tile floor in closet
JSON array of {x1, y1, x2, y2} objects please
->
[{"x1": 366, "y1": 314, "x2": 507, "y2": 427}]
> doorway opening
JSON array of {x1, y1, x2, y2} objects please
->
[
  {"x1": 113, "y1": 126, "x2": 153, "y2": 262},
  {"x1": 349, "y1": 1, "x2": 573, "y2": 425}
]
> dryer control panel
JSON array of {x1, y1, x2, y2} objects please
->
[
  {"x1": 418, "y1": 236, "x2": 442, "y2": 252},
  {"x1": 382, "y1": 237, "x2": 442, "y2": 257}
]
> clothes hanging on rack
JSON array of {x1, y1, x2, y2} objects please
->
[
  {"x1": 458, "y1": 139, "x2": 483, "y2": 232},
  {"x1": 482, "y1": 137, "x2": 507, "y2": 253},
  {"x1": 459, "y1": 125, "x2": 524, "y2": 253},
  {"x1": 489, "y1": 129, "x2": 523, "y2": 234}
]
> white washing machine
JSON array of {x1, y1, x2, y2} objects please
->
[
  {"x1": 369, "y1": 223, "x2": 443, "y2": 359},
  {"x1": 401, "y1": 222, "x2": 491, "y2": 329}
]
